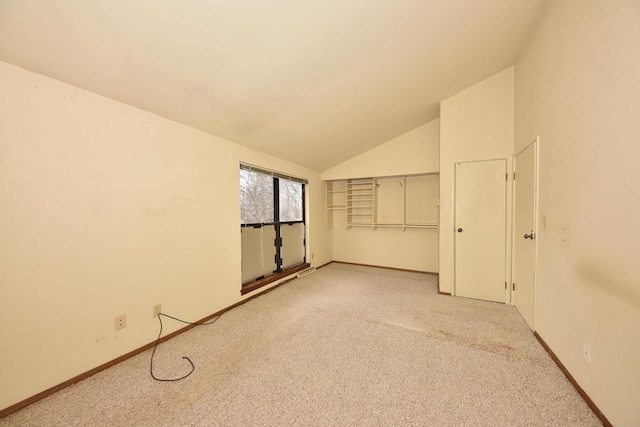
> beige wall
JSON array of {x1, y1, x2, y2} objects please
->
[
  {"x1": 439, "y1": 67, "x2": 514, "y2": 294},
  {"x1": 322, "y1": 120, "x2": 439, "y2": 180},
  {"x1": 515, "y1": 1, "x2": 640, "y2": 425},
  {"x1": 0, "y1": 61, "x2": 331, "y2": 411},
  {"x1": 331, "y1": 223, "x2": 438, "y2": 272},
  {"x1": 322, "y1": 120, "x2": 439, "y2": 272}
]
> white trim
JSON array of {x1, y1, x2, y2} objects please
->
[{"x1": 511, "y1": 136, "x2": 540, "y2": 329}]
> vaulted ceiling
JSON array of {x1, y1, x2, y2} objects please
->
[{"x1": 0, "y1": 0, "x2": 547, "y2": 171}]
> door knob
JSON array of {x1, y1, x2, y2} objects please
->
[
  {"x1": 457, "y1": 228, "x2": 463, "y2": 232},
  {"x1": 524, "y1": 233, "x2": 535, "y2": 240}
]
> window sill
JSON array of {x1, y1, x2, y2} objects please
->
[{"x1": 241, "y1": 263, "x2": 311, "y2": 295}]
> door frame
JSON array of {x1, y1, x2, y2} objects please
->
[
  {"x1": 453, "y1": 157, "x2": 509, "y2": 301},
  {"x1": 510, "y1": 136, "x2": 540, "y2": 326}
]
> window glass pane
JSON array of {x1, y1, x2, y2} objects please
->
[
  {"x1": 240, "y1": 169, "x2": 274, "y2": 224},
  {"x1": 281, "y1": 222, "x2": 305, "y2": 269},
  {"x1": 241, "y1": 225, "x2": 277, "y2": 284},
  {"x1": 279, "y1": 179, "x2": 303, "y2": 222}
]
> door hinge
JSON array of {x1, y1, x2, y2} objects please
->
[
  {"x1": 513, "y1": 172, "x2": 517, "y2": 180},
  {"x1": 512, "y1": 283, "x2": 516, "y2": 291},
  {"x1": 506, "y1": 173, "x2": 508, "y2": 181},
  {"x1": 504, "y1": 281, "x2": 507, "y2": 290}
]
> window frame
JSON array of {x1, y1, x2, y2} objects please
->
[{"x1": 240, "y1": 164, "x2": 309, "y2": 294}]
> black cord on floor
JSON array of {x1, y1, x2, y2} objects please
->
[{"x1": 150, "y1": 312, "x2": 222, "y2": 382}]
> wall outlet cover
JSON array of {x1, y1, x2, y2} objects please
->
[
  {"x1": 115, "y1": 315, "x2": 127, "y2": 331},
  {"x1": 583, "y1": 344, "x2": 591, "y2": 364}
]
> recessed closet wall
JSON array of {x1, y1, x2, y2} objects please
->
[{"x1": 321, "y1": 120, "x2": 440, "y2": 272}]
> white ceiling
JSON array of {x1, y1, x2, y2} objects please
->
[{"x1": 0, "y1": 0, "x2": 547, "y2": 171}]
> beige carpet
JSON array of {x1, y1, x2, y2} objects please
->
[{"x1": 1, "y1": 263, "x2": 601, "y2": 426}]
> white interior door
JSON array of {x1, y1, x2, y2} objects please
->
[
  {"x1": 454, "y1": 159, "x2": 506, "y2": 303},
  {"x1": 513, "y1": 141, "x2": 537, "y2": 329}
]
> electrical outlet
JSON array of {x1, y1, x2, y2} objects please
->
[
  {"x1": 583, "y1": 344, "x2": 591, "y2": 364},
  {"x1": 115, "y1": 315, "x2": 127, "y2": 331},
  {"x1": 152, "y1": 304, "x2": 162, "y2": 318}
]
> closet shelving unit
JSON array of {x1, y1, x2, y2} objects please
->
[
  {"x1": 325, "y1": 173, "x2": 439, "y2": 231},
  {"x1": 346, "y1": 178, "x2": 377, "y2": 229},
  {"x1": 325, "y1": 184, "x2": 347, "y2": 211},
  {"x1": 325, "y1": 180, "x2": 346, "y2": 228}
]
